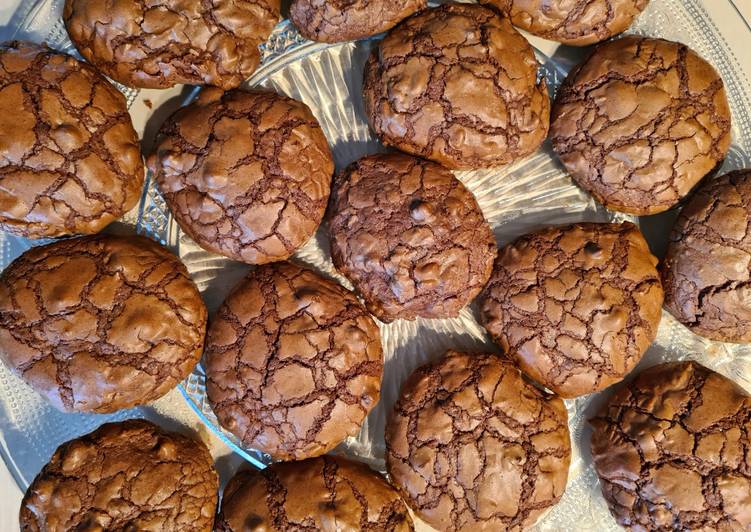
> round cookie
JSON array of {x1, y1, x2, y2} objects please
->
[
  {"x1": 327, "y1": 152, "x2": 497, "y2": 322},
  {"x1": 63, "y1": 0, "x2": 280, "y2": 89},
  {"x1": 484, "y1": 0, "x2": 649, "y2": 46},
  {"x1": 0, "y1": 235, "x2": 207, "y2": 413},
  {"x1": 20, "y1": 419, "x2": 218, "y2": 531},
  {"x1": 290, "y1": 0, "x2": 426, "y2": 43},
  {"x1": 551, "y1": 36, "x2": 731, "y2": 215},
  {"x1": 148, "y1": 88, "x2": 334, "y2": 265},
  {"x1": 216, "y1": 455, "x2": 414, "y2": 531},
  {"x1": 363, "y1": 3, "x2": 550, "y2": 170},
  {"x1": 0, "y1": 41, "x2": 144, "y2": 239},
  {"x1": 591, "y1": 361, "x2": 751, "y2": 531},
  {"x1": 205, "y1": 261, "x2": 383, "y2": 461},
  {"x1": 386, "y1": 350, "x2": 571, "y2": 531},
  {"x1": 479, "y1": 222, "x2": 663, "y2": 398},
  {"x1": 662, "y1": 170, "x2": 751, "y2": 343}
]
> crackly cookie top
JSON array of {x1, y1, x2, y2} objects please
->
[
  {"x1": 484, "y1": 0, "x2": 649, "y2": 46},
  {"x1": 149, "y1": 88, "x2": 334, "y2": 265},
  {"x1": 205, "y1": 262, "x2": 383, "y2": 461},
  {"x1": 386, "y1": 350, "x2": 571, "y2": 531},
  {"x1": 480, "y1": 222, "x2": 663, "y2": 398},
  {"x1": 63, "y1": 0, "x2": 280, "y2": 89},
  {"x1": 328, "y1": 152, "x2": 496, "y2": 322},
  {"x1": 216, "y1": 455, "x2": 414, "y2": 531},
  {"x1": 591, "y1": 361, "x2": 751, "y2": 531},
  {"x1": 0, "y1": 41, "x2": 144, "y2": 239},
  {"x1": 290, "y1": 0, "x2": 426, "y2": 43},
  {"x1": 662, "y1": 170, "x2": 751, "y2": 343},
  {"x1": 551, "y1": 36, "x2": 731, "y2": 215},
  {"x1": 0, "y1": 235, "x2": 207, "y2": 413},
  {"x1": 363, "y1": 3, "x2": 550, "y2": 170},
  {"x1": 20, "y1": 419, "x2": 218, "y2": 532}
]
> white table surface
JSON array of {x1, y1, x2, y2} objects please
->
[{"x1": 0, "y1": 1, "x2": 750, "y2": 531}]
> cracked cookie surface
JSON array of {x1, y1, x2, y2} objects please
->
[
  {"x1": 483, "y1": 0, "x2": 649, "y2": 46},
  {"x1": 0, "y1": 41, "x2": 144, "y2": 239},
  {"x1": 0, "y1": 235, "x2": 207, "y2": 413},
  {"x1": 480, "y1": 222, "x2": 663, "y2": 398},
  {"x1": 363, "y1": 3, "x2": 550, "y2": 170},
  {"x1": 290, "y1": 0, "x2": 426, "y2": 43},
  {"x1": 591, "y1": 361, "x2": 751, "y2": 531},
  {"x1": 205, "y1": 262, "x2": 383, "y2": 461},
  {"x1": 551, "y1": 36, "x2": 731, "y2": 215},
  {"x1": 327, "y1": 152, "x2": 497, "y2": 322},
  {"x1": 63, "y1": 0, "x2": 280, "y2": 89},
  {"x1": 20, "y1": 419, "x2": 218, "y2": 532},
  {"x1": 216, "y1": 455, "x2": 414, "y2": 531},
  {"x1": 662, "y1": 170, "x2": 751, "y2": 343},
  {"x1": 148, "y1": 88, "x2": 334, "y2": 265},
  {"x1": 386, "y1": 350, "x2": 571, "y2": 531}
]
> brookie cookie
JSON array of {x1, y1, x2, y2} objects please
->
[
  {"x1": 0, "y1": 235, "x2": 207, "y2": 413},
  {"x1": 216, "y1": 455, "x2": 414, "y2": 531},
  {"x1": 386, "y1": 350, "x2": 571, "y2": 531},
  {"x1": 484, "y1": 0, "x2": 649, "y2": 46},
  {"x1": 551, "y1": 36, "x2": 731, "y2": 215},
  {"x1": 327, "y1": 152, "x2": 497, "y2": 322},
  {"x1": 480, "y1": 222, "x2": 663, "y2": 398},
  {"x1": 0, "y1": 41, "x2": 143, "y2": 239},
  {"x1": 148, "y1": 88, "x2": 334, "y2": 265},
  {"x1": 363, "y1": 3, "x2": 550, "y2": 170},
  {"x1": 290, "y1": 0, "x2": 426, "y2": 43},
  {"x1": 591, "y1": 361, "x2": 751, "y2": 531},
  {"x1": 20, "y1": 419, "x2": 218, "y2": 531},
  {"x1": 205, "y1": 262, "x2": 383, "y2": 461},
  {"x1": 63, "y1": 0, "x2": 280, "y2": 89},
  {"x1": 662, "y1": 170, "x2": 751, "y2": 343}
]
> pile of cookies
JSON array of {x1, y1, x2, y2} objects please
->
[{"x1": 1, "y1": 0, "x2": 750, "y2": 531}]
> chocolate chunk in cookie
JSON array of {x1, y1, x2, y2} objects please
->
[
  {"x1": 386, "y1": 350, "x2": 571, "y2": 531},
  {"x1": 205, "y1": 262, "x2": 382, "y2": 461},
  {"x1": 20, "y1": 419, "x2": 218, "y2": 532},
  {"x1": 480, "y1": 222, "x2": 663, "y2": 398},
  {"x1": 327, "y1": 153, "x2": 496, "y2": 322},
  {"x1": 63, "y1": 0, "x2": 280, "y2": 89},
  {"x1": 290, "y1": 0, "x2": 426, "y2": 43},
  {"x1": 484, "y1": 0, "x2": 649, "y2": 46},
  {"x1": 216, "y1": 455, "x2": 414, "y2": 531},
  {"x1": 0, "y1": 235, "x2": 207, "y2": 413},
  {"x1": 662, "y1": 170, "x2": 751, "y2": 342},
  {"x1": 148, "y1": 88, "x2": 334, "y2": 265},
  {"x1": 551, "y1": 36, "x2": 731, "y2": 215},
  {"x1": 0, "y1": 41, "x2": 144, "y2": 239},
  {"x1": 363, "y1": 3, "x2": 549, "y2": 170},
  {"x1": 591, "y1": 361, "x2": 751, "y2": 531}
]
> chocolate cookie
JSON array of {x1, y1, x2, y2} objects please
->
[
  {"x1": 148, "y1": 88, "x2": 334, "y2": 265},
  {"x1": 20, "y1": 419, "x2": 218, "y2": 531},
  {"x1": 290, "y1": 0, "x2": 426, "y2": 43},
  {"x1": 363, "y1": 3, "x2": 550, "y2": 170},
  {"x1": 662, "y1": 170, "x2": 751, "y2": 343},
  {"x1": 205, "y1": 262, "x2": 382, "y2": 461},
  {"x1": 0, "y1": 235, "x2": 207, "y2": 413},
  {"x1": 551, "y1": 36, "x2": 731, "y2": 215},
  {"x1": 63, "y1": 0, "x2": 280, "y2": 89},
  {"x1": 591, "y1": 361, "x2": 751, "y2": 531},
  {"x1": 216, "y1": 455, "x2": 414, "y2": 531},
  {"x1": 327, "y1": 153, "x2": 496, "y2": 322},
  {"x1": 386, "y1": 350, "x2": 571, "y2": 531},
  {"x1": 480, "y1": 222, "x2": 663, "y2": 398},
  {"x1": 484, "y1": 0, "x2": 649, "y2": 46},
  {"x1": 0, "y1": 41, "x2": 143, "y2": 239}
]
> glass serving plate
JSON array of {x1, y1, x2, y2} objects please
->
[{"x1": 1, "y1": 1, "x2": 750, "y2": 530}]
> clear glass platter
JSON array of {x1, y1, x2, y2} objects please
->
[{"x1": 1, "y1": 1, "x2": 750, "y2": 530}]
